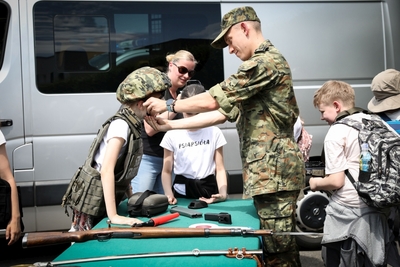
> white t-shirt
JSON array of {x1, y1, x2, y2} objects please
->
[
  {"x1": 160, "y1": 126, "x2": 227, "y2": 195},
  {"x1": 0, "y1": 130, "x2": 5, "y2": 146},
  {"x1": 93, "y1": 119, "x2": 129, "y2": 171},
  {"x1": 325, "y1": 113, "x2": 369, "y2": 208}
]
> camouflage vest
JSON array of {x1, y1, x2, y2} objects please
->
[{"x1": 62, "y1": 107, "x2": 143, "y2": 217}]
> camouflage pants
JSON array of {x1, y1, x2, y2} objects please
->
[{"x1": 253, "y1": 190, "x2": 301, "y2": 267}]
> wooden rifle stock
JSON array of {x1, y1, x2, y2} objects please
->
[{"x1": 22, "y1": 227, "x2": 273, "y2": 248}]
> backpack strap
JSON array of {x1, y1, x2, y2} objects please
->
[
  {"x1": 379, "y1": 112, "x2": 392, "y2": 122},
  {"x1": 344, "y1": 169, "x2": 356, "y2": 185},
  {"x1": 335, "y1": 107, "x2": 369, "y2": 122},
  {"x1": 335, "y1": 109, "x2": 365, "y2": 187},
  {"x1": 320, "y1": 108, "x2": 369, "y2": 164}
]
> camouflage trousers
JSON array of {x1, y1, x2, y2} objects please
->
[{"x1": 253, "y1": 190, "x2": 301, "y2": 267}]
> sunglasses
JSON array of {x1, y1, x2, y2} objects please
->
[{"x1": 172, "y1": 62, "x2": 195, "y2": 77}]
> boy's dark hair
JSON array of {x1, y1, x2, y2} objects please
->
[{"x1": 180, "y1": 84, "x2": 206, "y2": 100}]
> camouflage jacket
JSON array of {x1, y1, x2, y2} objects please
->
[{"x1": 209, "y1": 40, "x2": 305, "y2": 197}]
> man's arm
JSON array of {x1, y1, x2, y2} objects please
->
[
  {"x1": 145, "y1": 110, "x2": 227, "y2": 131},
  {"x1": 144, "y1": 92, "x2": 220, "y2": 116}
]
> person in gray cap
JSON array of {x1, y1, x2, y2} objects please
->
[
  {"x1": 63, "y1": 67, "x2": 171, "y2": 231},
  {"x1": 144, "y1": 6, "x2": 304, "y2": 266}
]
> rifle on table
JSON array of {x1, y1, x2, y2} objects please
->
[{"x1": 22, "y1": 226, "x2": 324, "y2": 248}]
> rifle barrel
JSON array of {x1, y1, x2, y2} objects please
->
[{"x1": 22, "y1": 227, "x2": 271, "y2": 248}]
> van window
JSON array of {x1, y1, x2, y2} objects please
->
[
  {"x1": 54, "y1": 15, "x2": 109, "y2": 72},
  {"x1": 0, "y1": 2, "x2": 10, "y2": 70},
  {"x1": 33, "y1": 1, "x2": 223, "y2": 94}
]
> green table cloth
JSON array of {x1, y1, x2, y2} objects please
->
[{"x1": 53, "y1": 198, "x2": 262, "y2": 267}]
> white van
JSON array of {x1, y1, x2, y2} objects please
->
[{"x1": 1, "y1": 0, "x2": 399, "y2": 249}]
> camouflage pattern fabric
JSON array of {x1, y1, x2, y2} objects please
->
[
  {"x1": 334, "y1": 113, "x2": 400, "y2": 208},
  {"x1": 116, "y1": 66, "x2": 171, "y2": 103},
  {"x1": 254, "y1": 191, "x2": 301, "y2": 267},
  {"x1": 209, "y1": 40, "x2": 305, "y2": 198},
  {"x1": 212, "y1": 6, "x2": 261, "y2": 49}
]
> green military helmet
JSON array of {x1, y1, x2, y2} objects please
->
[{"x1": 116, "y1": 66, "x2": 171, "y2": 104}]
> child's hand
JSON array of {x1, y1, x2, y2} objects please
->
[
  {"x1": 309, "y1": 177, "x2": 322, "y2": 191},
  {"x1": 145, "y1": 115, "x2": 170, "y2": 132},
  {"x1": 167, "y1": 195, "x2": 177, "y2": 205},
  {"x1": 6, "y1": 219, "x2": 21, "y2": 246},
  {"x1": 199, "y1": 194, "x2": 226, "y2": 204},
  {"x1": 109, "y1": 214, "x2": 143, "y2": 227}
]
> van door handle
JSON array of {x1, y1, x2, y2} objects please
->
[{"x1": 0, "y1": 119, "x2": 13, "y2": 127}]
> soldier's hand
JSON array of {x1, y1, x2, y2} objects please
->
[
  {"x1": 145, "y1": 115, "x2": 171, "y2": 132},
  {"x1": 144, "y1": 97, "x2": 167, "y2": 116}
]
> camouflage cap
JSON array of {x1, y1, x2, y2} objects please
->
[
  {"x1": 116, "y1": 66, "x2": 171, "y2": 103},
  {"x1": 211, "y1": 6, "x2": 260, "y2": 49}
]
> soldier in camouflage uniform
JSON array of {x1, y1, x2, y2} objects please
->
[
  {"x1": 144, "y1": 6, "x2": 305, "y2": 266},
  {"x1": 64, "y1": 67, "x2": 171, "y2": 231}
]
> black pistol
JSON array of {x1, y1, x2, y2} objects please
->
[{"x1": 204, "y1": 212, "x2": 232, "y2": 224}]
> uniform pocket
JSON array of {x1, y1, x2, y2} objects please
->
[{"x1": 254, "y1": 192, "x2": 297, "y2": 253}]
